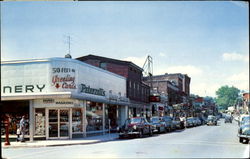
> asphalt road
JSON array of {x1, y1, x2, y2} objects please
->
[{"x1": 2, "y1": 118, "x2": 249, "y2": 158}]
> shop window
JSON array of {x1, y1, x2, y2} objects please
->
[
  {"x1": 35, "y1": 108, "x2": 45, "y2": 136},
  {"x1": 72, "y1": 108, "x2": 83, "y2": 133},
  {"x1": 86, "y1": 101, "x2": 103, "y2": 132},
  {"x1": 105, "y1": 105, "x2": 118, "y2": 131}
]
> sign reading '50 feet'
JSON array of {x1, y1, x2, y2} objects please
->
[{"x1": 52, "y1": 67, "x2": 76, "y2": 89}]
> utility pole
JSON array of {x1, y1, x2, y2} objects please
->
[{"x1": 142, "y1": 55, "x2": 153, "y2": 90}]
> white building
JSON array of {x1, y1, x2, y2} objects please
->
[{"x1": 1, "y1": 57, "x2": 129, "y2": 140}]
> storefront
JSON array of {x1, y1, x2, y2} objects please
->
[
  {"x1": 1, "y1": 57, "x2": 129, "y2": 140},
  {"x1": 150, "y1": 93, "x2": 168, "y2": 117}
]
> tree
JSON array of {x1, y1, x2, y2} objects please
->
[{"x1": 215, "y1": 85, "x2": 240, "y2": 110}]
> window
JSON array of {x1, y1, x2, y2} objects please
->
[
  {"x1": 72, "y1": 108, "x2": 83, "y2": 133},
  {"x1": 86, "y1": 102, "x2": 103, "y2": 132},
  {"x1": 35, "y1": 108, "x2": 45, "y2": 136}
]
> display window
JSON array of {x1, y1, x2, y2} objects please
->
[
  {"x1": 72, "y1": 108, "x2": 83, "y2": 133},
  {"x1": 86, "y1": 101, "x2": 103, "y2": 131},
  {"x1": 105, "y1": 105, "x2": 118, "y2": 130},
  {"x1": 35, "y1": 108, "x2": 45, "y2": 136}
]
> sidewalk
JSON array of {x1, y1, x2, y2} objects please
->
[{"x1": 2, "y1": 133, "x2": 119, "y2": 149}]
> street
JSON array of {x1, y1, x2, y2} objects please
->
[{"x1": 2, "y1": 118, "x2": 249, "y2": 158}]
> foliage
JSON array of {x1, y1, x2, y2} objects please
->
[{"x1": 215, "y1": 85, "x2": 240, "y2": 110}]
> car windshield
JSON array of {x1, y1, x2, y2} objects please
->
[
  {"x1": 208, "y1": 116, "x2": 214, "y2": 120},
  {"x1": 241, "y1": 118, "x2": 250, "y2": 125},
  {"x1": 151, "y1": 117, "x2": 159, "y2": 123},
  {"x1": 242, "y1": 116, "x2": 250, "y2": 122},
  {"x1": 163, "y1": 116, "x2": 172, "y2": 120},
  {"x1": 127, "y1": 118, "x2": 141, "y2": 124},
  {"x1": 241, "y1": 123, "x2": 250, "y2": 128},
  {"x1": 187, "y1": 118, "x2": 193, "y2": 121}
]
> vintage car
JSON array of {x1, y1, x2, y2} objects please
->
[
  {"x1": 193, "y1": 117, "x2": 202, "y2": 126},
  {"x1": 238, "y1": 117, "x2": 250, "y2": 144},
  {"x1": 161, "y1": 116, "x2": 174, "y2": 132},
  {"x1": 239, "y1": 115, "x2": 250, "y2": 125},
  {"x1": 118, "y1": 117, "x2": 153, "y2": 138},
  {"x1": 185, "y1": 117, "x2": 194, "y2": 128},
  {"x1": 150, "y1": 116, "x2": 166, "y2": 133},
  {"x1": 224, "y1": 115, "x2": 232, "y2": 123},
  {"x1": 206, "y1": 115, "x2": 217, "y2": 126},
  {"x1": 172, "y1": 117, "x2": 182, "y2": 129}
]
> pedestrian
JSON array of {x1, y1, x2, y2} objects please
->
[
  {"x1": 16, "y1": 127, "x2": 20, "y2": 142},
  {"x1": 19, "y1": 115, "x2": 26, "y2": 142}
]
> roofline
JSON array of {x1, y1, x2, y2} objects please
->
[
  {"x1": 76, "y1": 54, "x2": 144, "y2": 72},
  {"x1": 1, "y1": 57, "x2": 126, "y2": 80}
]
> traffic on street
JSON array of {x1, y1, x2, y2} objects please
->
[{"x1": 2, "y1": 116, "x2": 249, "y2": 158}]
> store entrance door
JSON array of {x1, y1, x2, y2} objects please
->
[{"x1": 48, "y1": 109, "x2": 69, "y2": 139}]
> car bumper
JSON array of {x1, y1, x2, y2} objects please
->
[
  {"x1": 207, "y1": 122, "x2": 215, "y2": 125},
  {"x1": 238, "y1": 134, "x2": 250, "y2": 139},
  {"x1": 119, "y1": 131, "x2": 140, "y2": 136}
]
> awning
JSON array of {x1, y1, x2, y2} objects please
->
[{"x1": 1, "y1": 92, "x2": 130, "y2": 106}]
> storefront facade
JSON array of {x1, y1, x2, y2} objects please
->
[{"x1": 1, "y1": 57, "x2": 129, "y2": 140}]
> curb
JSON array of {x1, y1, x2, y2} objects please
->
[{"x1": 2, "y1": 137, "x2": 118, "y2": 149}]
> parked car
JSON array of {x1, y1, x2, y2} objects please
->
[
  {"x1": 206, "y1": 115, "x2": 217, "y2": 126},
  {"x1": 224, "y1": 115, "x2": 232, "y2": 123},
  {"x1": 118, "y1": 117, "x2": 153, "y2": 138},
  {"x1": 238, "y1": 117, "x2": 250, "y2": 144},
  {"x1": 162, "y1": 116, "x2": 174, "y2": 132},
  {"x1": 172, "y1": 117, "x2": 182, "y2": 129},
  {"x1": 239, "y1": 115, "x2": 250, "y2": 126},
  {"x1": 185, "y1": 117, "x2": 194, "y2": 128},
  {"x1": 193, "y1": 117, "x2": 201, "y2": 126},
  {"x1": 150, "y1": 116, "x2": 166, "y2": 133}
]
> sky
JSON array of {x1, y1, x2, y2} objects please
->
[{"x1": 1, "y1": 1, "x2": 249, "y2": 97}]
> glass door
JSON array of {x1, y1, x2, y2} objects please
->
[
  {"x1": 48, "y1": 109, "x2": 69, "y2": 139},
  {"x1": 60, "y1": 109, "x2": 69, "y2": 137},
  {"x1": 49, "y1": 109, "x2": 58, "y2": 138}
]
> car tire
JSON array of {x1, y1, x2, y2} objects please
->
[
  {"x1": 139, "y1": 130, "x2": 143, "y2": 138},
  {"x1": 239, "y1": 137, "x2": 244, "y2": 143},
  {"x1": 119, "y1": 135, "x2": 124, "y2": 139},
  {"x1": 245, "y1": 139, "x2": 249, "y2": 144},
  {"x1": 149, "y1": 128, "x2": 153, "y2": 136},
  {"x1": 157, "y1": 127, "x2": 161, "y2": 133}
]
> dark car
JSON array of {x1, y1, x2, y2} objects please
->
[
  {"x1": 224, "y1": 115, "x2": 232, "y2": 123},
  {"x1": 185, "y1": 117, "x2": 194, "y2": 128},
  {"x1": 194, "y1": 117, "x2": 202, "y2": 126},
  {"x1": 162, "y1": 116, "x2": 174, "y2": 132},
  {"x1": 238, "y1": 117, "x2": 250, "y2": 144},
  {"x1": 118, "y1": 117, "x2": 153, "y2": 138},
  {"x1": 150, "y1": 116, "x2": 166, "y2": 133}
]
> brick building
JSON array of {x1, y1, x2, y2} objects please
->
[
  {"x1": 144, "y1": 73, "x2": 191, "y2": 104},
  {"x1": 76, "y1": 54, "x2": 151, "y2": 118}
]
